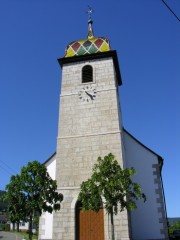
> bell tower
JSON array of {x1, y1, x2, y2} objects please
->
[{"x1": 53, "y1": 12, "x2": 130, "y2": 240}]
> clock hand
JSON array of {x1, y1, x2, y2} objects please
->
[{"x1": 85, "y1": 91, "x2": 93, "y2": 100}]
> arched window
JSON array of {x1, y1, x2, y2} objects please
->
[{"x1": 82, "y1": 65, "x2": 93, "y2": 83}]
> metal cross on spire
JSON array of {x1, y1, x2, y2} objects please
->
[
  {"x1": 87, "y1": 6, "x2": 94, "y2": 20},
  {"x1": 86, "y1": 6, "x2": 94, "y2": 39}
]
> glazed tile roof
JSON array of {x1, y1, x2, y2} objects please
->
[{"x1": 65, "y1": 18, "x2": 110, "y2": 58}]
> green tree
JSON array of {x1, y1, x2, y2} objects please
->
[
  {"x1": 4, "y1": 175, "x2": 26, "y2": 231},
  {"x1": 0, "y1": 190, "x2": 8, "y2": 212},
  {"x1": 5, "y1": 161, "x2": 63, "y2": 240},
  {"x1": 78, "y1": 153, "x2": 146, "y2": 240},
  {"x1": 169, "y1": 220, "x2": 180, "y2": 234}
]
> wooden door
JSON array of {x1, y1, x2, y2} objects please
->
[{"x1": 76, "y1": 204, "x2": 104, "y2": 240}]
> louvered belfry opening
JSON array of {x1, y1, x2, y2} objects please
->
[{"x1": 82, "y1": 65, "x2": 93, "y2": 83}]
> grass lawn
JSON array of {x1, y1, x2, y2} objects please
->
[{"x1": 11, "y1": 231, "x2": 38, "y2": 240}]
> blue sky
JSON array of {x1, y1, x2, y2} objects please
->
[{"x1": 0, "y1": 1, "x2": 179, "y2": 217}]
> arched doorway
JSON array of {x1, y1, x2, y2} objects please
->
[{"x1": 75, "y1": 201, "x2": 104, "y2": 240}]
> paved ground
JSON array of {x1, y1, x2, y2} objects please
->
[{"x1": 0, "y1": 231, "x2": 23, "y2": 240}]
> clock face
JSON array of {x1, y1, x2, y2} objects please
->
[{"x1": 78, "y1": 85, "x2": 96, "y2": 102}]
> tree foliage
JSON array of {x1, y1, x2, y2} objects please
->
[
  {"x1": 0, "y1": 190, "x2": 8, "y2": 212},
  {"x1": 78, "y1": 153, "x2": 146, "y2": 240},
  {"x1": 5, "y1": 160, "x2": 63, "y2": 240},
  {"x1": 169, "y1": 220, "x2": 180, "y2": 234},
  {"x1": 4, "y1": 175, "x2": 26, "y2": 231}
]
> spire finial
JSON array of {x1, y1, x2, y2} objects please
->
[
  {"x1": 86, "y1": 6, "x2": 94, "y2": 39},
  {"x1": 87, "y1": 6, "x2": 93, "y2": 21}
]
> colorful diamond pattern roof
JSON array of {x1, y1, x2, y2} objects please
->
[
  {"x1": 64, "y1": 16, "x2": 110, "y2": 58},
  {"x1": 65, "y1": 37, "x2": 110, "y2": 58}
]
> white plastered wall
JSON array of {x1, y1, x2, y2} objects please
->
[
  {"x1": 39, "y1": 155, "x2": 56, "y2": 240},
  {"x1": 123, "y1": 130, "x2": 164, "y2": 240}
]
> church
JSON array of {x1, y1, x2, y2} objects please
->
[{"x1": 38, "y1": 12, "x2": 169, "y2": 240}]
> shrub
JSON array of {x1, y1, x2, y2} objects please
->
[{"x1": 2, "y1": 223, "x2": 10, "y2": 231}]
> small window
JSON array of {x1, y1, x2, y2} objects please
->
[{"x1": 82, "y1": 65, "x2": 93, "y2": 83}]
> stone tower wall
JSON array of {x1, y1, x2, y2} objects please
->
[{"x1": 53, "y1": 57, "x2": 130, "y2": 240}]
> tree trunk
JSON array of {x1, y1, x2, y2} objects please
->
[
  {"x1": 17, "y1": 222, "x2": 19, "y2": 232},
  {"x1": 13, "y1": 222, "x2": 15, "y2": 231},
  {"x1": 29, "y1": 214, "x2": 33, "y2": 240},
  {"x1": 110, "y1": 208, "x2": 115, "y2": 240}
]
